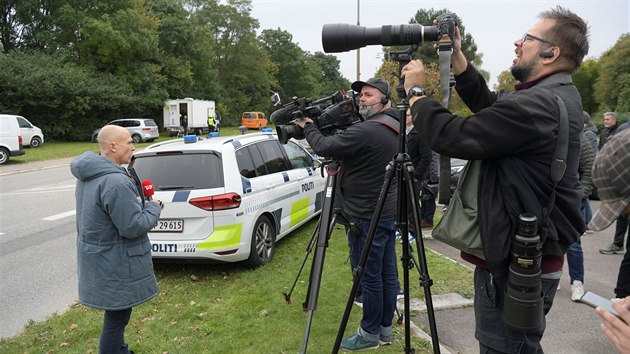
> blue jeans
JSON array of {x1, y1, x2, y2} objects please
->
[
  {"x1": 99, "y1": 308, "x2": 133, "y2": 354},
  {"x1": 566, "y1": 240, "x2": 584, "y2": 284},
  {"x1": 347, "y1": 216, "x2": 397, "y2": 336}
]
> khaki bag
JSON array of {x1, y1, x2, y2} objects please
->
[{"x1": 431, "y1": 159, "x2": 485, "y2": 259}]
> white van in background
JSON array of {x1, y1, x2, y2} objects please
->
[
  {"x1": 16, "y1": 116, "x2": 44, "y2": 148},
  {"x1": 0, "y1": 114, "x2": 26, "y2": 164}
]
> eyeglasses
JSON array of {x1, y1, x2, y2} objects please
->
[{"x1": 521, "y1": 33, "x2": 555, "y2": 46}]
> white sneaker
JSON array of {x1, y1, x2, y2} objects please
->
[{"x1": 571, "y1": 281, "x2": 585, "y2": 302}]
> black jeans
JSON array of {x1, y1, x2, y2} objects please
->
[
  {"x1": 99, "y1": 308, "x2": 133, "y2": 354},
  {"x1": 615, "y1": 237, "x2": 630, "y2": 298},
  {"x1": 612, "y1": 216, "x2": 629, "y2": 247},
  {"x1": 474, "y1": 267, "x2": 558, "y2": 353}
]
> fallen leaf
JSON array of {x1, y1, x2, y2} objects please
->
[
  {"x1": 69, "y1": 323, "x2": 79, "y2": 329},
  {"x1": 190, "y1": 274, "x2": 200, "y2": 281}
]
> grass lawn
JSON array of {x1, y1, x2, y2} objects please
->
[{"x1": 0, "y1": 219, "x2": 473, "y2": 353}]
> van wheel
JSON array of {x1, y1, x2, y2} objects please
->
[
  {"x1": 30, "y1": 137, "x2": 42, "y2": 148},
  {"x1": 132, "y1": 134, "x2": 142, "y2": 144},
  {"x1": 0, "y1": 147, "x2": 9, "y2": 164},
  {"x1": 245, "y1": 215, "x2": 276, "y2": 268}
]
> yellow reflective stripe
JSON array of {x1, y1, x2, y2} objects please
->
[
  {"x1": 197, "y1": 224, "x2": 242, "y2": 250},
  {"x1": 290, "y1": 198, "x2": 309, "y2": 227}
]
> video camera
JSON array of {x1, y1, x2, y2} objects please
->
[
  {"x1": 321, "y1": 13, "x2": 458, "y2": 53},
  {"x1": 270, "y1": 90, "x2": 363, "y2": 144}
]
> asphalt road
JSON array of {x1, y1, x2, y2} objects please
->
[
  {"x1": 0, "y1": 157, "x2": 78, "y2": 339},
  {"x1": 413, "y1": 204, "x2": 622, "y2": 354}
]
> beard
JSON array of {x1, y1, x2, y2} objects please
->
[
  {"x1": 359, "y1": 103, "x2": 381, "y2": 118},
  {"x1": 511, "y1": 60, "x2": 535, "y2": 83}
]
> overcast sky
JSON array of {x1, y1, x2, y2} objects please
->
[{"x1": 250, "y1": 0, "x2": 629, "y2": 89}]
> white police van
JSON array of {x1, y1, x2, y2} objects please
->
[{"x1": 130, "y1": 132, "x2": 326, "y2": 267}]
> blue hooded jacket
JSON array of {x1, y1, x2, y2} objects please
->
[{"x1": 71, "y1": 151, "x2": 161, "y2": 310}]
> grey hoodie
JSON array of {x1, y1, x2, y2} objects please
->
[{"x1": 71, "y1": 151, "x2": 160, "y2": 310}]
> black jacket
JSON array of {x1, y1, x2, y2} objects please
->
[
  {"x1": 412, "y1": 65, "x2": 585, "y2": 273},
  {"x1": 599, "y1": 123, "x2": 619, "y2": 149},
  {"x1": 303, "y1": 109, "x2": 399, "y2": 219},
  {"x1": 407, "y1": 127, "x2": 433, "y2": 182}
]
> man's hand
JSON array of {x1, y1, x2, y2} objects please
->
[
  {"x1": 401, "y1": 60, "x2": 426, "y2": 93},
  {"x1": 295, "y1": 117, "x2": 314, "y2": 129},
  {"x1": 597, "y1": 296, "x2": 630, "y2": 353}
]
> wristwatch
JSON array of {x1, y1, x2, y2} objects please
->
[{"x1": 407, "y1": 86, "x2": 426, "y2": 97}]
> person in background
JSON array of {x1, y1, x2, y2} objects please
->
[
  {"x1": 599, "y1": 112, "x2": 629, "y2": 256},
  {"x1": 587, "y1": 129, "x2": 630, "y2": 353},
  {"x1": 599, "y1": 112, "x2": 619, "y2": 149},
  {"x1": 402, "y1": 6, "x2": 588, "y2": 353},
  {"x1": 71, "y1": 125, "x2": 162, "y2": 354},
  {"x1": 406, "y1": 108, "x2": 435, "y2": 231},
  {"x1": 565, "y1": 134, "x2": 594, "y2": 301},
  {"x1": 582, "y1": 111, "x2": 598, "y2": 154},
  {"x1": 207, "y1": 114, "x2": 216, "y2": 133}
]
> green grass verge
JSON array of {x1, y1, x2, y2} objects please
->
[
  {"x1": 4, "y1": 126, "x2": 272, "y2": 165},
  {"x1": 0, "y1": 221, "x2": 472, "y2": 353}
]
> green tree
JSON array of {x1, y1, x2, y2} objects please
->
[
  {"x1": 0, "y1": 51, "x2": 140, "y2": 140},
  {"x1": 572, "y1": 58, "x2": 599, "y2": 115},
  {"x1": 494, "y1": 69, "x2": 516, "y2": 92},
  {"x1": 310, "y1": 51, "x2": 351, "y2": 97},
  {"x1": 594, "y1": 34, "x2": 630, "y2": 114},
  {"x1": 260, "y1": 28, "x2": 318, "y2": 102}
]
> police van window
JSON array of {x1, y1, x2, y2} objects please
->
[
  {"x1": 283, "y1": 141, "x2": 313, "y2": 169},
  {"x1": 236, "y1": 147, "x2": 257, "y2": 178},
  {"x1": 247, "y1": 144, "x2": 268, "y2": 177},
  {"x1": 131, "y1": 153, "x2": 223, "y2": 190},
  {"x1": 257, "y1": 140, "x2": 290, "y2": 174}
]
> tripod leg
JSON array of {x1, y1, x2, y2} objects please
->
[
  {"x1": 284, "y1": 216, "x2": 322, "y2": 305},
  {"x1": 402, "y1": 164, "x2": 441, "y2": 353},
  {"x1": 300, "y1": 161, "x2": 341, "y2": 353}
]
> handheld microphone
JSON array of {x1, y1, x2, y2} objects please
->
[{"x1": 141, "y1": 180, "x2": 155, "y2": 201}]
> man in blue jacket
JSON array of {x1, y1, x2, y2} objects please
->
[
  {"x1": 71, "y1": 125, "x2": 162, "y2": 354},
  {"x1": 403, "y1": 6, "x2": 588, "y2": 353}
]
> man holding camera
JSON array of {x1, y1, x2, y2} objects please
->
[
  {"x1": 402, "y1": 6, "x2": 588, "y2": 353},
  {"x1": 295, "y1": 78, "x2": 400, "y2": 351}
]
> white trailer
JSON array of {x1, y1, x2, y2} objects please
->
[{"x1": 163, "y1": 98, "x2": 216, "y2": 135}]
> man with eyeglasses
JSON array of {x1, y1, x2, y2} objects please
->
[{"x1": 402, "y1": 6, "x2": 589, "y2": 353}]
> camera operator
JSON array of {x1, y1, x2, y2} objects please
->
[
  {"x1": 401, "y1": 6, "x2": 588, "y2": 353},
  {"x1": 295, "y1": 78, "x2": 400, "y2": 351}
]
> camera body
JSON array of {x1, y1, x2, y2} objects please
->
[
  {"x1": 271, "y1": 91, "x2": 363, "y2": 144},
  {"x1": 503, "y1": 213, "x2": 544, "y2": 332}
]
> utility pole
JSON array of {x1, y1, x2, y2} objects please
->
[{"x1": 356, "y1": 0, "x2": 360, "y2": 81}]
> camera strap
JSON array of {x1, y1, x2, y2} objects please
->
[
  {"x1": 370, "y1": 114, "x2": 400, "y2": 135},
  {"x1": 540, "y1": 92, "x2": 569, "y2": 244}
]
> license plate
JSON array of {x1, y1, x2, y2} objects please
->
[{"x1": 151, "y1": 219, "x2": 184, "y2": 232}]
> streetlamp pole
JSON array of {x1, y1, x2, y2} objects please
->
[{"x1": 356, "y1": 0, "x2": 360, "y2": 81}]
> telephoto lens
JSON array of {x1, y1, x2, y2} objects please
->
[{"x1": 503, "y1": 213, "x2": 544, "y2": 332}]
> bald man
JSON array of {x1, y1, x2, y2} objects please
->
[{"x1": 71, "y1": 124, "x2": 162, "y2": 354}]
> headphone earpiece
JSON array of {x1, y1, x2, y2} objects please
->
[
  {"x1": 380, "y1": 95, "x2": 389, "y2": 104},
  {"x1": 539, "y1": 51, "x2": 554, "y2": 58}
]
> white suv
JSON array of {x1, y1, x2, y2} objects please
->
[
  {"x1": 92, "y1": 118, "x2": 159, "y2": 143},
  {"x1": 130, "y1": 132, "x2": 326, "y2": 267}
]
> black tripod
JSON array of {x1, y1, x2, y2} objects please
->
[{"x1": 332, "y1": 47, "x2": 440, "y2": 353}]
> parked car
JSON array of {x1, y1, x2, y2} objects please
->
[
  {"x1": 129, "y1": 133, "x2": 326, "y2": 267},
  {"x1": 0, "y1": 114, "x2": 26, "y2": 164},
  {"x1": 92, "y1": 118, "x2": 159, "y2": 143},
  {"x1": 16, "y1": 116, "x2": 44, "y2": 148},
  {"x1": 241, "y1": 111, "x2": 268, "y2": 130},
  {"x1": 450, "y1": 158, "x2": 468, "y2": 193}
]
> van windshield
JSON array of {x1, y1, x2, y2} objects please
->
[{"x1": 131, "y1": 153, "x2": 223, "y2": 190}]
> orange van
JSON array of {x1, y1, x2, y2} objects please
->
[{"x1": 241, "y1": 112, "x2": 268, "y2": 129}]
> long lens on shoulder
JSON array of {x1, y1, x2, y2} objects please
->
[{"x1": 503, "y1": 213, "x2": 544, "y2": 332}]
